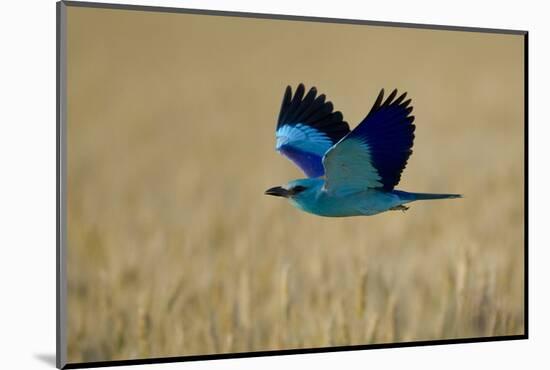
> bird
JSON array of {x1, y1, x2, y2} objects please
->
[{"x1": 264, "y1": 83, "x2": 462, "y2": 217}]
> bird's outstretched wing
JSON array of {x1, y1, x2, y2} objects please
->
[
  {"x1": 323, "y1": 89, "x2": 416, "y2": 194},
  {"x1": 276, "y1": 84, "x2": 350, "y2": 177}
]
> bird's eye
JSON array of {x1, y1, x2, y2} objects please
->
[{"x1": 291, "y1": 185, "x2": 307, "y2": 194}]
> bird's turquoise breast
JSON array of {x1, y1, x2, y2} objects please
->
[{"x1": 290, "y1": 187, "x2": 401, "y2": 217}]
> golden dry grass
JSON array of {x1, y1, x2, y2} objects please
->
[{"x1": 65, "y1": 6, "x2": 525, "y2": 363}]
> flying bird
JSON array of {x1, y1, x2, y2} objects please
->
[{"x1": 265, "y1": 84, "x2": 461, "y2": 217}]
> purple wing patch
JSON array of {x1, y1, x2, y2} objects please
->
[{"x1": 278, "y1": 144, "x2": 325, "y2": 178}]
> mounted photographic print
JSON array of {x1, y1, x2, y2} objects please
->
[{"x1": 56, "y1": 1, "x2": 528, "y2": 368}]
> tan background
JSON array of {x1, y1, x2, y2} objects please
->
[{"x1": 66, "y1": 6, "x2": 524, "y2": 363}]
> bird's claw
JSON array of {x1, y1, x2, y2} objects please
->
[{"x1": 390, "y1": 205, "x2": 409, "y2": 212}]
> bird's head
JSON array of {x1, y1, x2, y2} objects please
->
[{"x1": 264, "y1": 178, "x2": 320, "y2": 200}]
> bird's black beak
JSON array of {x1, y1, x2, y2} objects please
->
[{"x1": 264, "y1": 186, "x2": 290, "y2": 198}]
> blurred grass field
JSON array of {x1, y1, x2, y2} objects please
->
[{"x1": 65, "y1": 6, "x2": 525, "y2": 363}]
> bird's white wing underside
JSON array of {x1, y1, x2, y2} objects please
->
[{"x1": 322, "y1": 138, "x2": 383, "y2": 194}]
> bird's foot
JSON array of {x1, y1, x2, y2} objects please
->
[{"x1": 390, "y1": 205, "x2": 409, "y2": 212}]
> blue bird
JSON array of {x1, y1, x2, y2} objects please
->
[{"x1": 265, "y1": 84, "x2": 462, "y2": 217}]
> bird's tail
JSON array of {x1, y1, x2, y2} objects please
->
[{"x1": 394, "y1": 190, "x2": 462, "y2": 201}]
